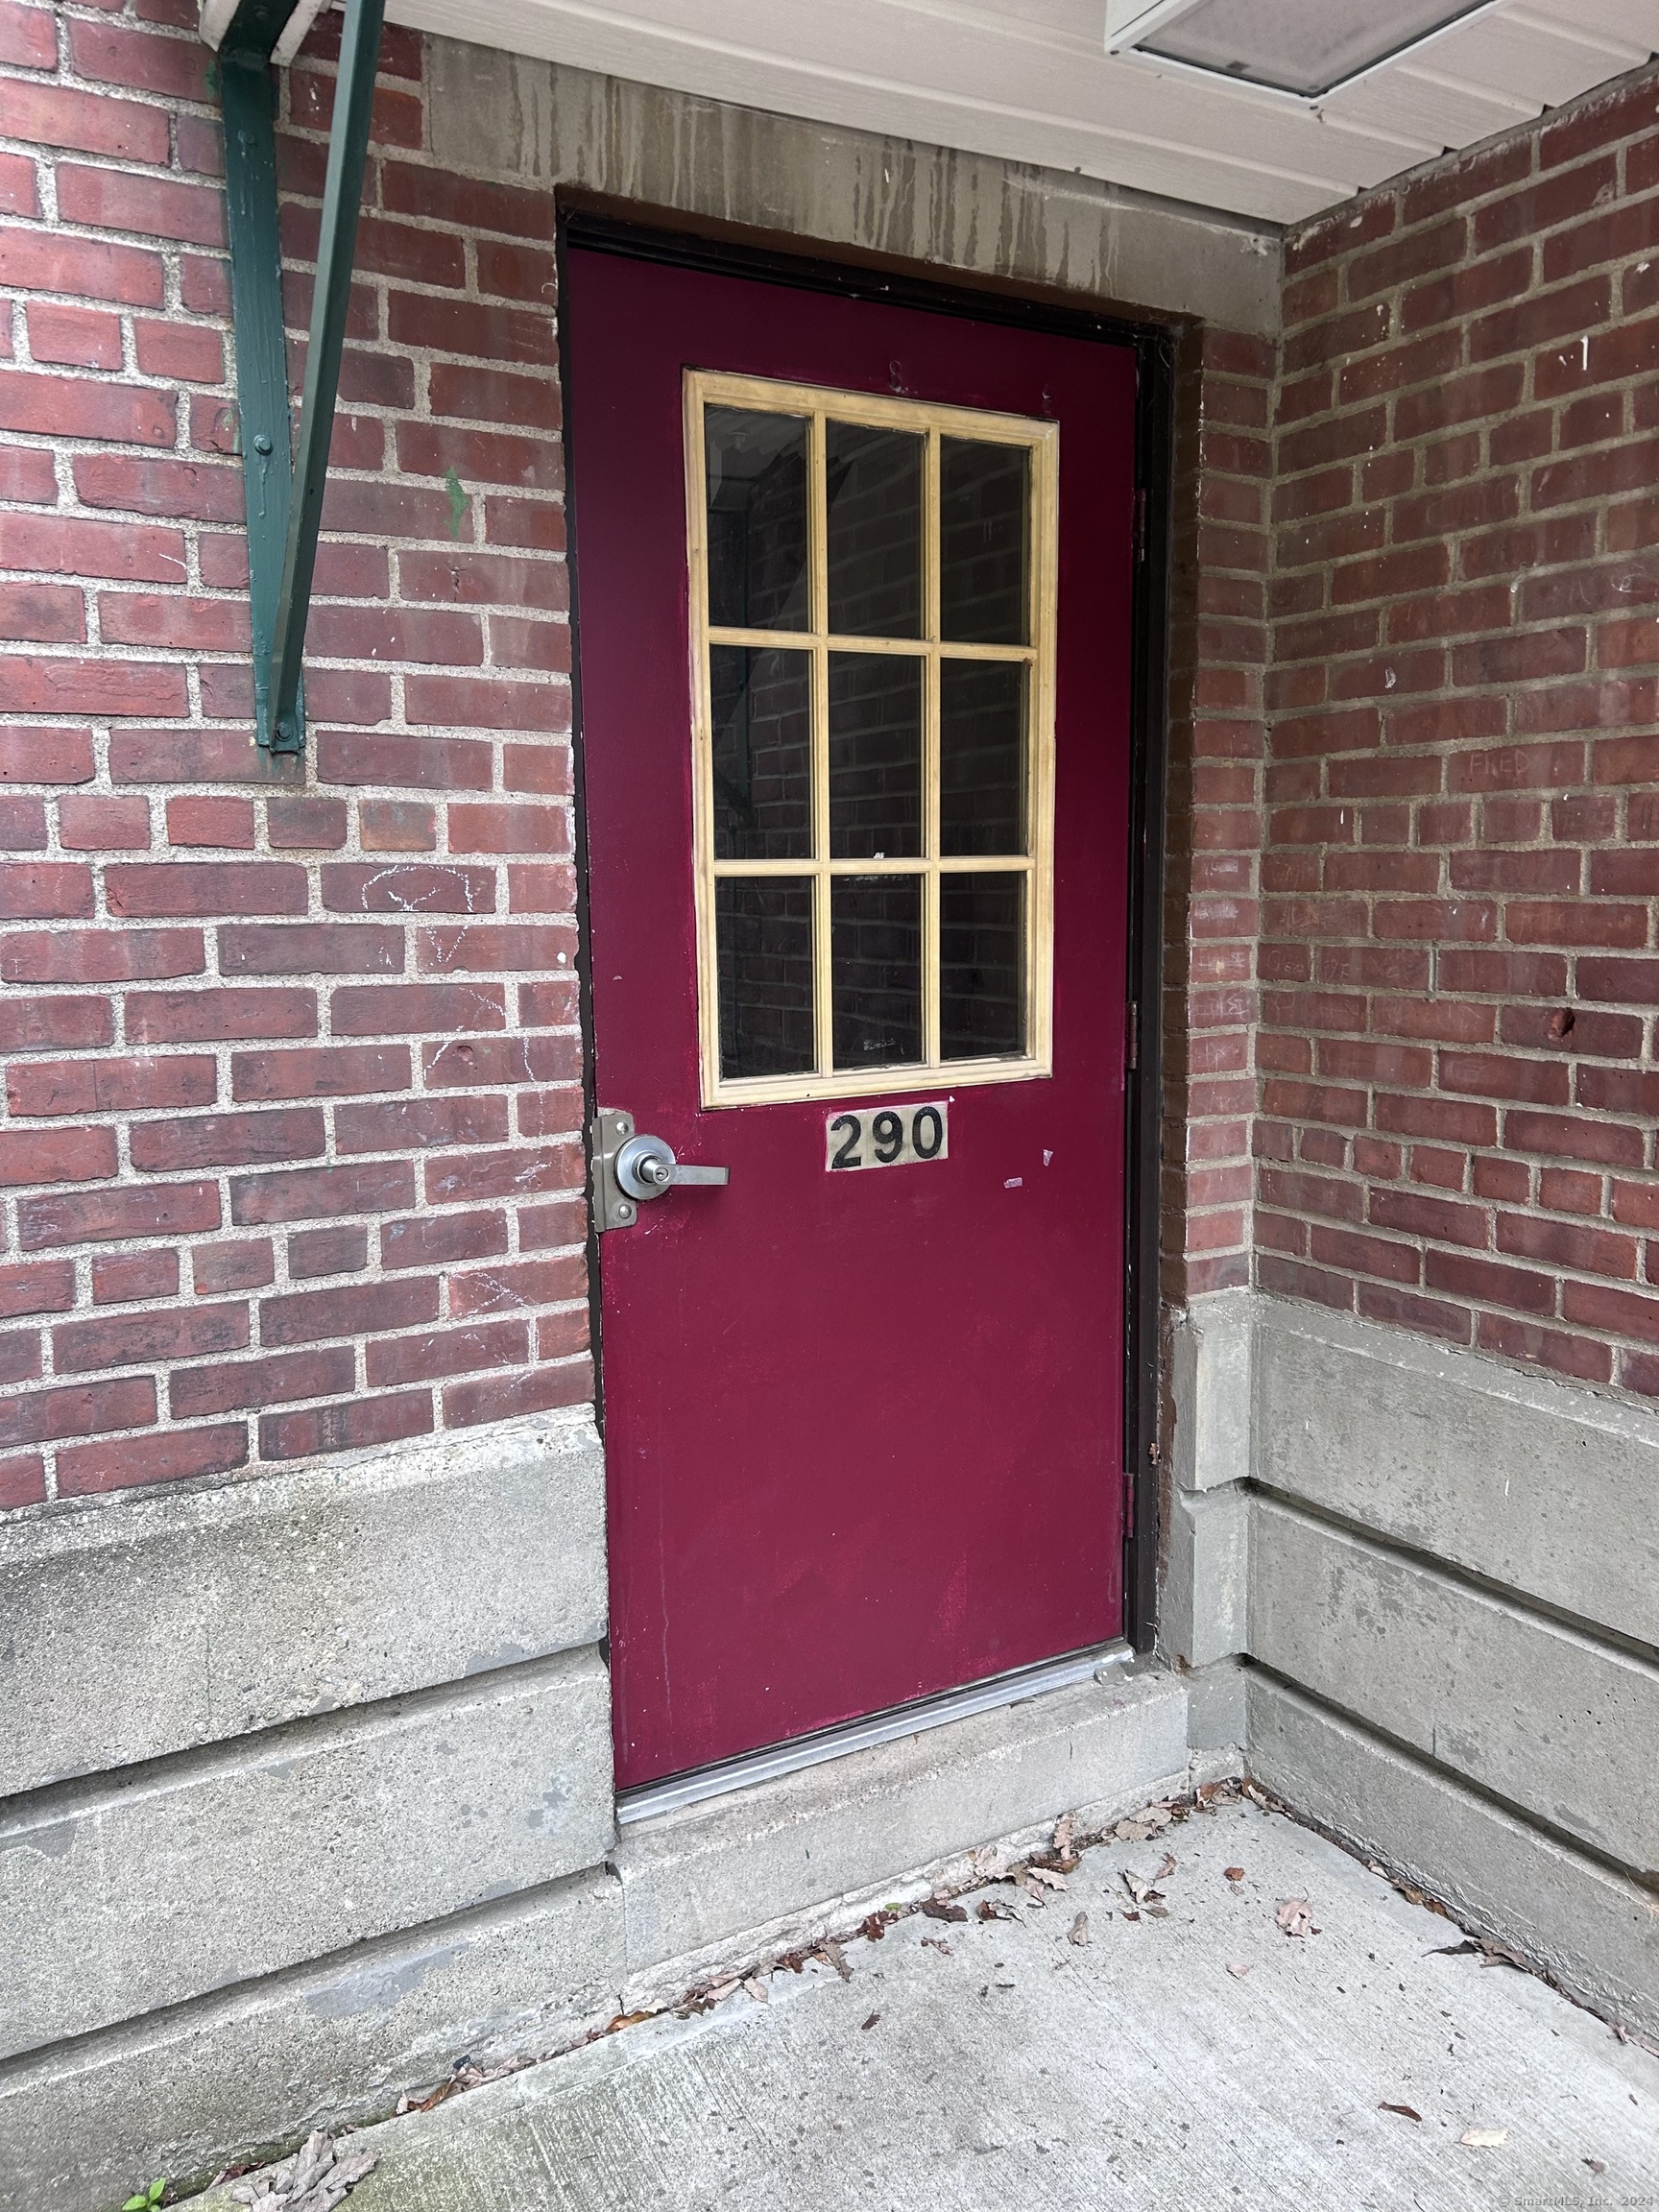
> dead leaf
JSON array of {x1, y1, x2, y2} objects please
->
[
  {"x1": 1276, "y1": 1897, "x2": 1312, "y2": 1938},
  {"x1": 1585, "y1": 2158, "x2": 1607, "y2": 2176},
  {"x1": 977, "y1": 1897, "x2": 1019, "y2": 1922},
  {"x1": 1122, "y1": 1910, "x2": 1141, "y2": 1924},
  {"x1": 1223, "y1": 1866, "x2": 1246, "y2": 1884},
  {"x1": 1067, "y1": 1912, "x2": 1090, "y2": 1947},
  {"x1": 1459, "y1": 2128, "x2": 1508, "y2": 2149},
  {"x1": 858, "y1": 1912, "x2": 889, "y2": 1942},
  {"x1": 1114, "y1": 1820, "x2": 1153, "y2": 1841},
  {"x1": 1144, "y1": 1904, "x2": 1170, "y2": 1918},
  {"x1": 742, "y1": 1977, "x2": 770, "y2": 2003},
  {"x1": 1026, "y1": 1865, "x2": 1069, "y2": 1892},
  {"x1": 1013, "y1": 1871, "x2": 1048, "y2": 1906},
  {"x1": 1380, "y1": 2104, "x2": 1423, "y2": 2124},
  {"x1": 920, "y1": 1936, "x2": 951, "y2": 1956},
  {"x1": 1430, "y1": 1940, "x2": 1483, "y2": 1960},
  {"x1": 923, "y1": 1897, "x2": 968, "y2": 1922},
  {"x1": 1225, "y1": 1962, "x2": 1251, "y2": 1980},
  {"x1": 817, "y1": 1940, "x2": 852, "y2": 1982},
  {"x1": 1053, "y1": 1812, "x2": 1075, "y2": 1861},
  {"x1": 860, "y1": 2011, "x2": 880, "y2": 2032},
  {"x1": 1153, "y1": 1853, "x2": 1177, "y2": 1883}
]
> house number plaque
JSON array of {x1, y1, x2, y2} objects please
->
[{"x1": 825, "y1": 1102, "x2": 949, "y2": 1172}]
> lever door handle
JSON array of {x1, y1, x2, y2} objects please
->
[{"x1": 614, "y1": 1133, "x2": 730, "y2": 1202}]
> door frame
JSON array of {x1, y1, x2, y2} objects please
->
[{"x1": 555, "y1": 204, "x2": 1175, "y2": 1659}]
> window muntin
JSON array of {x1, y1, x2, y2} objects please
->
[{"x1": 687, "y1": 372, "x2": 1058, "y2": 1106}]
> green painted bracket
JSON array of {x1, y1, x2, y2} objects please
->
[{"x1": 216, "y1": 0, "x2": 385, "y2": 755}]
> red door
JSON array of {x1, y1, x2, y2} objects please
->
[{"x1": 565, "y1": 245, "x2": 1138, "y2": 1791}]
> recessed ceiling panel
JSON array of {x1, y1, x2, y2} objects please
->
[{"x1": 1141, "y1": 0, "x2": 1489, "y2": 98}]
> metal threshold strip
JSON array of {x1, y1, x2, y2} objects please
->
[{"x1": 616, "y1": 1641, "x2": 1135, "y2": 1825}]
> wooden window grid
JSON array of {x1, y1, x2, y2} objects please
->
[{"x1": 685, "y1": 369, "x2": 1059, "y2": 1108}]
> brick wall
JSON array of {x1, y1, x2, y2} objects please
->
[
  {"x1": 1163, "y1": 323, "x2": 1271, "y2": 1301},
  {"x1": 0, "y1": 1, "x2": 588, "y2": 1510},
  {"x1": 1259, "y1": 65, "x2": 1659, "y2": 1395}
]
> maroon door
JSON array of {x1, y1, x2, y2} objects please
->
[{"x1": 565, "y1": 245, "x2": 1138, "y2": 1791}]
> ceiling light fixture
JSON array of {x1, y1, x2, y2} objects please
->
[{"x1": 1106, "y1": 0, "x2": 1498, "y2": 101}]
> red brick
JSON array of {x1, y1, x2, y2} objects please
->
[
  {"x1": 27, "y1": 301, "x2": 121, "y2": 371},
  {"x1": 0, "y1": 79, "x2": 170, "y2": 165},
  {"x1": 170, "y1": 1344, "x2": 354, "y2": 1419},
  {"x1": 260, "y1": 1273, "x2": 438, "y2": 1349},
  {"x1": 0, "y1": 514, "x2": 186, "y2": 587},
  {"x1": 190, "y1": 1239, "x2": 275, "y2": 1295},
  {"x1": 54, "y1": 1301, "x2": 249, "y2": 1375},
  {"x1": 336, "y1": 1094, "x2": 509, "y2": 1154},
  {"x1": 130, "y1": 1107, "x2": 325, "y2": 1173},
  {"x1": 228, "y1": 1159, "x2": 416, "y2": 1227},
  {"x1": 316, "y1": 731, "x2": 493, "y2": 791},
  {"x1": 0, "y1": 1375, "x2": 155, "y2": 1449},
  {"x1": 1504, "y1": 1110, "x2": 1645, "y2": 1168},
  {"x1": 7, "y1": 1053, "x2": 214, "y2": 1118},
  {"x1": 0, "y1": 1453, "x2": 45, "y2": 1507},
  {"x1": 330, "y1": 982, "x2": 506, "y2": 1035},
  {"x1": 125, "y1": 987, "x2": 315, "y2": 1044},
  {"x1": 58, "y1": 795, "x2": 151, "y2": 852},
  {"x1": 268, "y1": 797, "x2": 349, "y2": 849},
  {"x1": 57, "y1": 1422, "x2": 247, "y2": 1499},
  {"x1": 0, "y1": 995, "x2": 109, "y2": 1052},
  {"x1": 0, "y1": 656, "x2": 185, "y2": 718},
  {"x1": 231, "y1": 1044, "x2": 408, "y2": 1102},
  {"x1": 0, "y1": 1123, "x2": 115, "y2": 1188},
  {"x1": 105, "y1": 863, "x2": 306, "y2": 918},
  {"x1": 423, "y1": 1142, "x2": 578, "y2": 1205},
  {"x1": 0, "y1": 861, "x2": 93, "y2": 919},
  {"x1": 320, "y1": 862, "x2": 494, "y2": 915},
  {"x1": 443, "y1": 1362, "x2": 590, "y2": 1429},
  {"x1": 288, "y1": 1224, "x2": 368, "y2": 1279},
  {"x1": 91, "y1": 1249, "x2": 180, "y2": 1305},
  {"x1": 446, "y1": 1255, "x2": 587, "y2": 1317},
  {"x1": 0, "y1": 1257, "x2": 74, "y2": 1317},
  {"x1": 219, "y1": 923, "x2": 402, "y2": 975},
  {"x1": 17, "y1": 1178, "x2": 220, "y2": 1251},
  {"x1": 1562, "y1": 1279, "x2": 1659, "y2": 1345},
  {"x1": 259, "y1": 1389, "x2": 432, "y2": 1461},
  {"x1": 365, "y1": 1318, "x2": 528, "y2": 1386},
  {"x1": 380, "y1": 1208, "x2": 508, "y2": 1268},
  {"x1": 56, "y1": 161, "x2": 224, "y2": 249}
]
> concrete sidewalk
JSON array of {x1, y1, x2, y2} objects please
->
[{"x1": 205, "y1": 1791, "x2": 1659, "y2": 2211}]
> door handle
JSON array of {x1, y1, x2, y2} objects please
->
[
  {"x1": 616, "y1": 1133, "x2": 731, "y2": 1199},
  {"x1": 591, "y1": 1110, "x2": 730, "y2": 1231}
]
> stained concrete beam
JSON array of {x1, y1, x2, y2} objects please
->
[
  {"x1": 1252, "y1": 1299, "x2": 1659, "y2": 1648},
  {"x1": 614, "y1": 1667, "x2": 1190, "y2": 1997},
  {"x1": 0, "y1": 1411, "x2": 606, "y2": 1794},
  {"x1": 0, "y1": 1869, "x2": 623, "y2": 2212},
  {"x1": 1248, "y1": 1671, "x2": 1659, "y2": 2043},
  {"x1": 427, "y1": 41, "x2": 1282, "y2": 336},
  {"x1": 0, "y1": 1649, "x2": 613, "y2": 2058},
  {"x1": 1252, "y1": 1498, "x2": 1659, "y2": 1879}
]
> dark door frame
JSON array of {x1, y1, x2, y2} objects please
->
[{"x1": 555, "y1": 205, "x2": 1175, "y2": 1657}]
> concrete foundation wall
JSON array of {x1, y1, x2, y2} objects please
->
[{"x1": 1166, "y1": 1289, "x2": 1659, "y2": 2040}]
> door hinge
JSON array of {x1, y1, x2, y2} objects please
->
[
  {"x1": 1133, "y1": 484, "x2": 1148, "y2": 565},
  {"x1": 1125, "y1": 1001, "x2": 1140, "y2": 1073}
]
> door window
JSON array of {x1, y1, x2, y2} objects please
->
[{"x1": 687, "y1": 373, "x2": 1058, "y2": 1106}]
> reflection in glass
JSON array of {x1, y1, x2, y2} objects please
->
[
  {"x1": 710, "y1": 647, "x2": 812, "y2": 861},
  {"x1": 716, "y1": 878, "x2": 815, "y2": 1079},
  {"x1": 940, "y1": 874, "x2": 1024, "y2": 1060},
  {"x1": 831, "y1": 876, "x2": 922, "y2": 1070},
  {"x1": 706, "y1": 409, "x2": 808, "y2": 632},
  {"x1": 940, "y1": 660, "x2": 1025, "y2": 855},
  {"x1": 826, "y1": 422, "x2": 923, "y2": 638},
  {"x1": 940, "y1": 439, "x2": 1029, "y2": 645},
  {"x1": 829, "y1": 653, "x2": 922, "y2": 859}
]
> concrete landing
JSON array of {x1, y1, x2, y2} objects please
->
[{"x1": 206, "y1": 1794, "x2": 1659, "y2": 2210}]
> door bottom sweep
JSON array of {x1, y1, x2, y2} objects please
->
[{"x1": 616, "y1": 1641, "x2": 1134, "y2": 1826}]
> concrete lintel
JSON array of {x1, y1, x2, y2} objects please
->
[
  {"x1": 0, "y1": 1408, "x2": 606, "y2": 1795},
  {"x1": 427, "y1": 40, "x2": 1282, "y2": 336},
  {"x1": 1169, "y1": 1286, "x2": 1254, "y2": 1496},
  {"x1": 1248, "y1": 1671, "x2": 1659, "y2": 2044},
  {"x1": 0, "y1": 1867, "x2": 624, "y2": 2212},
  {"x1": 1, "y1": 1649, "x2": 614, "y2": 2058}
]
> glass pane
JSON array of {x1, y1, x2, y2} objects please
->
[
  {"x1": 706, "y1": 409, "x2": 808, "y2": 632},
  {"x1": 940, "y1": 439, "x2": 1029, "y2": 645},
  {"x1": 716, "y1": 878, "x2": 815, "y2": 1080},
  {"x1": 826, "y1": 421, "x2": 923, "y2": 638},
  {"x1": 710, "y1": 647, "x2": 812, "y2": 861},
  {"x1": 940, "y1": 660, "x2": 1026, "y2": 855},
  {"x1": 940, "y1": 874, "x2": 1025, "y2": 1060},
  {"x1": 828, "y1": 653, "x2": 922, "y2": 860},
  {"x1": 831, "y1": 876, "x2": 922, "y2": 1070}
]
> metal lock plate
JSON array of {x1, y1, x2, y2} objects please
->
[{"x1": 590, "y1": 1108, "x2": 640, "y2": 1233}]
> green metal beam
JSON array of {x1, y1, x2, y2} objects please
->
[{"x1": 215, "y1": 0, "x2": 384, "y2": 755}]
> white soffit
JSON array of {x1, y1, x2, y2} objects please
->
[{"x1": 382, "y1": 0, "x2": 1658, "y2": 226}]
